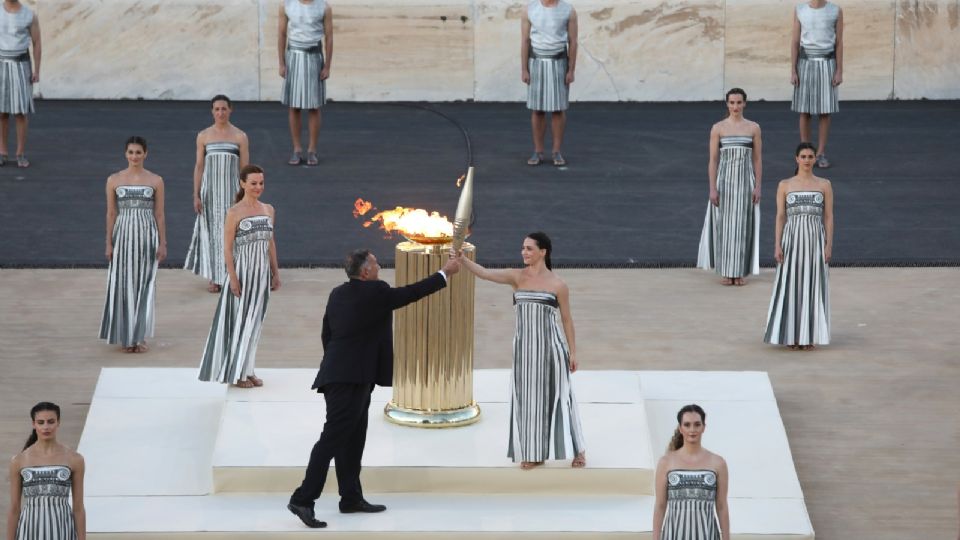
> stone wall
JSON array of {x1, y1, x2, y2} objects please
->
[{"x1": 33, "y1": 0, "x2": 960, "y2": 101}]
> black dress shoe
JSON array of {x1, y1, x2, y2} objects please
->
[
  {"x1": 287, "y1": 502, "x2": 327, "y2": 528},
  {"x1": 339, "y1": 499, "x2": 387, "y2": 513}
]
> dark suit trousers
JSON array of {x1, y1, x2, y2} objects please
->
[{"x1": 291, "y1": 383, "x2": 372, "y2": 509}]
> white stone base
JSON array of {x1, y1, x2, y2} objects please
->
[{"x1": 78, "y1": 368, "x2": 813, "y2": 538}]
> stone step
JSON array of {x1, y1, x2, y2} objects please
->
[{"x1": 85, "y1": 492, "x2": 814, "y2": 539}]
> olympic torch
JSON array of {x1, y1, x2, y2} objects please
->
[{"x1": 451, "y1": 166, "x2": 474, "y2": 253}]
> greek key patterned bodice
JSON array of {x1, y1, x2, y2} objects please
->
[
  {"x1": 786, "y1": 191, "x2": 824, "y2": 218},
  {"x1": 115, "y1": 185, "x2": 155, "y2": 211},
  {"x1": 235, "y1": 215, "x2": 273, "y2": 247},
  {"x1": 666, "y1": 469, "x2": 718, "y2": 502},
  {"x1": 20, "y1": 465, "x2": 72, "y2": 501}
]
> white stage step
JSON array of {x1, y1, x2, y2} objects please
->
[
  {"x1": 79, "y1": 368, "x2": 813, "y2": 538},
  {"x1": 86, "y1": 492, "x2": 813, "y2": 539}
]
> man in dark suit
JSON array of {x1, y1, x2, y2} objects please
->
[{"x1": 287, "y1": 248, "x2": 460, "y2": 528}]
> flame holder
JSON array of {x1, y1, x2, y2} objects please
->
[{"x1": 385, "y1": 241, "x2": 481, "y2": 428}]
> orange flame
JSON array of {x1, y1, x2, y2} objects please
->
[
  {"x1": 353, "y1": 198, "x2": 373, "y2": 218},
  {"x1": 353, "y1": 198, "x2": 453, "y2": 243}
]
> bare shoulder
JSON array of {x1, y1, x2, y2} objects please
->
[
  {"x1": 750, "y1": 120, "x2": 762, "y2": 133},
  {"x1": 708, "y1": 451, "x2": 727, "y2": 471},
  {"x1": 710, "y1": 121, "x2": 724, "y2": 134},
  {"x1": 68, "y1": 449, "x2": 85, "y2": 470},
  {"x1": 147, "y1": 170, "x2": 164, "y2": 187},
  {"x1": 656, "y1": 452, "x2": 674, "y2": 471},
  {"x1": 265, "y1": 203, "x2": 276, "y2": 217},
  {"x1": 554, "y1": 275, "x2": 569, "y2": 295},
  {"x1": 10, "y1": 450, "x2": 26, "y2": 470}
]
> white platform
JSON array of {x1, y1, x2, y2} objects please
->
[{"x1": 79, "y1": 368, "x2": 813, "y2": 539}]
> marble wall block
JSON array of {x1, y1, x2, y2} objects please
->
[
  {"x1": 40, "y1": 0, "x2": 261, "y2": 100},
  {"x1": 473, "y1": 0, "x2": 526, "y2": 102},
  {"x1": 262, "y1": 0, "x2": 474, "y2": 102},
  {"x1": 837, "y1": 0, "x2": 895, "y2": 100},
  {"x1": 724, "y1": 0, "x2": 795, "y2": 102},
  {"x1": 574, "y1": 0, "x2": 725, "y2": 102},
  {"x1": 259, "y1": 0, "x2": 283, "y2": 102},
  {"x1": 894, "y1": 0, "x2": 960, "y2": 99}
]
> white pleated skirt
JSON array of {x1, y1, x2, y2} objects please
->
[
  {"x1": 0, "y1": 52, "x2": 34, "y2": 115},
  {"x1": 281, "y1": 42, "x2": 326, "y2": 110},
  {"x1": 527, "y1": 53, "x2": 569, "y2": 112},
  {"x1": 509, "y1": 291, "x2": 585, "y2": 462},
  {"x1": 100, "y1": 208, "x2": 158, "y2": 347},
  {"x1": 198, "y1": 235, "x2": 272, "y2": 384},
  {"x1": 791, "y1": 47, "x2": 839, "y2": 115},
  {"x1": 185, "y1": 147, "x2": 240, "y2": 285},
  {"x1": 764, "y1": 193, "x2": 830, "y2": 346},
  {"x1": 697, "y1": 144, "x2": 761, "y2": 278}
]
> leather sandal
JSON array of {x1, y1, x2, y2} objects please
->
[
  {"x1": 16, "y1": 154, "x2": 29, "y2": 168},
  {"x1": 527, "y1": 152, "x2": 543, "y2": 166},
  {"x1": 306, "y1": 152, "x2": 319, "y2": 166},
  {"x1": 287, "y1": 151, "x2": 303, "y2": 166},
  {"x1": 552, "y1": 152, "x2": 567, "y2": 167}
]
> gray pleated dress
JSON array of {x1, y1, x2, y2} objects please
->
[
  {"x1": 659, "y1": 469, "x2": 722, "y2": 540},
  {"x1": 100, "y1": 185, "x2": 158, "y2": 348},
  {"x1": 764, "y1": 191, "x2": 830, "y2": 346},
  {"x1": 791, "y1": 2, "x2": 840, "y2": 115},
  {"x1": 198, "y1": 215, "x2": 273, "y2": 384},
  {"x1": 0, "y1": 3, "x2": 35, "y2": 115},
  {"x1": 526, "y1": 0, "x2": 572, "y2": 112},
  {"x1": 281, "y1": 0, "x2": 326, "y2": 110},
  {"x1": 16, "y1": 465, "x2": 78, "y2": 540},
  {"x1": 697, "y1": 135, "x2": 761, "y2": 279},
  {"x1": 509, "y1": 290, "x2": 585, "y2": 462},
  {"x1": 184, "y1": 141, "x2": 240, "y2": 285}
]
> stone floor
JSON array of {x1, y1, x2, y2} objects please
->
[{"x1": 1, "y1": 267, "x2": 958, "y2": 539}]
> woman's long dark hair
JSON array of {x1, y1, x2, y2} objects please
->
[
  {"x1": 667, "y1": 404, "x2": 706, "y2": 451},
  {"x1": 235, "y1": 164, "x2": 264, "y2": 203},
  {"x1": 526, "y1": 231, "x2": 553, "y2": 270},
  {"x1": 794, "y1": 142, "x2": 817, "y2": 174},
  {"x1": 24, "y1": 402, "x2": 61, "y2": 450}
]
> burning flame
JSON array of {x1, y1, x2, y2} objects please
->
[{"x1": 354, "y1": 198, "x2": 453, "y2": 242}]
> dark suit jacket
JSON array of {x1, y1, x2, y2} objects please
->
[{"x1": 312, "y1": 272, "x2": 447, "y2": 391}]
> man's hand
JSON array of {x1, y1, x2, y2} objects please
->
[{"x1": 442, "y1": 255, "x2": 461, "y2": 276}]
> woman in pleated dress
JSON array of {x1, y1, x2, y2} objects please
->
[
  {"x1": 7, "y1": 402, "x2": 85, "y2": 540},
  {"x1": 278, "y1": 0, "x2": 332, "y2": 166},
  {"x1": 652, "y1": 404, "x2": 729, "y2": 540},
  {"x1": 764, "y1": 142, "x2": 833, "y2": 349},
  {"x1": 0, "y1": 0, "x2": 41, "y2": 168},
  {"x1": 100, "y1": 136, "x2": 167, "y2": 353},
  {"x1": 458, "y1": 232, "x2": 586, "y2": 469},
  {"x1": 184, "y1": 95, "x2": 250, "y2": 293},
  {"x1": 790, "y1": 0, "x2": 843, "y2": 168},
  {"x1": 697, "y1": 88, "x2": 762, "y2": 286},
  {"x1": 198, "y1": 164, "x2": 281, "y2": 388}
]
